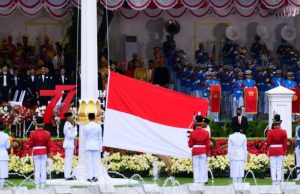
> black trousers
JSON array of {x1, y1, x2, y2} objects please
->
[{"x1": 1, "y1": 86, "x2": 10, "y2": 102}]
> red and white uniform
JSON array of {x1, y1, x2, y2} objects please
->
[
  {"x1": 188, "y1": 127, "x2": 210, "y2": 184},
  {"x1": 266, "y1": 127, "x2": 287, "y2": 183},
  {"x1": 28, "y1": 128, "x2": 52, "y2": 186}
]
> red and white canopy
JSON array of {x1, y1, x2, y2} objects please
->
[
  {"x1": 0, "y1": 0, "x2": 79, "y2": 18},
  {"x1": 100, "y1": 0, "x2": 300, "y2": 18}
]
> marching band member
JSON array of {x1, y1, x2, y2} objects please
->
[
  {"x1": 294, "y1": 113, "x2": 300, "y2": 181},
  {"x1": 63, "y1": 112, "x2": 78, "y2": 180},
  {"x1": 0, "y1": 122, "x2": 10, "y2": 188},
  {"x1": 266, "y1": 114, "x2": 287, "y2": 185},
  {"x1": 188, "y1": 115, "x2": 210, "y2": 185},
  {"x1": 83, "y1": 113, "x2": 102, "y2": 182},
  {"x1": 28, "y1": 117, "x2": 52, "y2": 189},
  {"x1": 228, "y1": 126, "x2": 247, "y2": 183}
]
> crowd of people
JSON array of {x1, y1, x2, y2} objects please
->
[{"x1": 107, "y1": 34, "x2": 300, "y2": 122}]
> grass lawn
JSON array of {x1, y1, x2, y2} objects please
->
[{"x1": 6, "y1": 177, "x2": 300, "y2": 189}]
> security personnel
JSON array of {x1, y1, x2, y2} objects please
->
[
  {"x1": 283, "y1": 72, "x2": 297, "y2": 89},
  {"x1": 222, "y1": 38, "x2": 235, "y2": 65},
  {"x1": 83, "y1": 113, "x2": 102, "y2": 182},
  {"x1": 188, "y1": 115, "x2": 210, "y2": 185},
  {"x1": 36, "y1": 65, "x2": 54, "y2": 105},
  {"x1": 294, "y1": 113, "x2": 300, "y2": 181},
  {"x1": 228, "y1": 126, "x2": 247, "y2": 183},
  {"x1": 185, "y1": 64, "x2": 194, "y2": 95},
  {"x1": 266, "y1": 114, "x2": 287, "y2": 185},
  {"x1": 63, "y1": 112, "x2": 78, "y2": 180},
  {"x1": 256, "y1": 67, "x2": 265, "y2": 114},
  {"x1": 232, "y1": 72, "x2": 244, "y2": 116},
  {"x1": 0, "y1": 64, "x2": 12, "y2": 102},
  {"x1": 195, "y1": 43, "x2": 208, "y2": 64},
  {"x1": 28, "y1": 117, "x2": 52, "y2": 189},
  {"x1": 0, "y1": 122, "x2": 10, "y2": 188}
]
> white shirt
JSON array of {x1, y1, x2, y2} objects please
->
[
  {"x1": 63, "y1": 121, "x2": 77, "y2": 149},
  {"x1": 228, "y1": 132, "x2": 247, "y2": 161},
  {"x1": 14, "y1": 76, "x2": 17, "y2": 85},
  {"x1": 61, "y1": 76, "x2": 65, "y2": 84},
  {"x1": 3, "y1": 73, "x2": 7, "y2": 87},
  {"x1": 83, "y1": 121, "x2": 102, "y2": 151},
  {"x1": 0, "y1": 131, "x2": 10, "y2": 161},
  {"x1": 42, "y1": 74, "x2": 45, "y2": 82},
  {"x1": 31, "y1": 75, "x2": 34, "y2": 82}
]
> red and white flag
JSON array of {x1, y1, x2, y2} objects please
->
[{"x1": 103, "y1": 72, "x2": 209, "y2": 158}]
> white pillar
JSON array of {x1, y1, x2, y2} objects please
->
[
  {"x1": 74, "y1": 0, "x2": 99, "y2": 180},
  {"x1": 266, "y1": 86, "x2": 295, "y2": 138}
]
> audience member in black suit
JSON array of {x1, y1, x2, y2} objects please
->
[
  {"x1": 232, "y1": 107, "x2": 249, "y2": 134},
  {"x1": 153, "y1": 62, "x2": 170, "y2": 88},
  {"x1": 10, "y1": 68, "x2": 22, "y2": 100},
  {"x1": 25, "y1": 67, "x2": 37, "y2": 105},
  {"x1": 0, "y1": 64, "x2": 12, "y2": 102},
  {"x1": 56, "y1": 67, "x2": 69, "y2": 85},
  {"x1": 36, "y1": 65, "x2": 53, "y2": 105}
]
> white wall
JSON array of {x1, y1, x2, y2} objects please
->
[
  {"x1": 108, "y1": 11, "x2": 296, "y2": 65},
  {"x1": 0, "y1": 10, "x2": 71, "y2": 45}
]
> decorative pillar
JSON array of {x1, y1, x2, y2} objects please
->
[
  {"x1": 266, "y1": 86, "x2": 295, "y2": 138},
  {"x1": 74, "y1": 0, "x2": 101, "y2": 179}
]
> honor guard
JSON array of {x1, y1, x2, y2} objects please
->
[
  {"x1": 188, "y1": 115, "x2": 210, "y2": 185},
  {"x1": 272, "y1": 70, "x2": 285, "y2": 88},
  {"x1": 232, "y1": 71, "x2": 244, "y2": 116},
  {"x1": 202, "y1": 71, "x2": 212, "y2": 100},
  {"x1": 28, "y1": 117, "x2": 52, "y2": 189},
  {"x1": 63, "y1": 112, "x2": 78, "y2": 180},
  {"x1": 294, "y1": 113, "x2": 300, "y2": 181},
  {"x1": 243, "y1": 70, "x2": 256, "y2": 120},
  {"x1": 228, "y1": 126, "x2": 247, "y2": 183},
  {"x1": 266, "y1": 114, "x2": 287, "y2": 185},
  {"x1": 209, "y1": 72, "x2": 220, "y2": 121},
  {"x1": 283, "y1": 72, "x2": 297, "y2": 89},
  {"x1": 83, "y1": 113, "x2": 102, "y2": 182},
  {"x1": 0, "y1": 122, "x2": 10, "y2": 188}
]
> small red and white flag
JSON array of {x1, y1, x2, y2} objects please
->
[{"x1": 103, "y1": 72, "x2": 209, "y2": 158}]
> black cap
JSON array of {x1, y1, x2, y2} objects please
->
[
  {"x1": 273, "y1": 114, "x2": 282, "y2": 124},
  {"x1": 195, "y1": 115, "x2": 203, "y2": 123},
  {"x1": 64, "y1": 112, "x2": 72, "y2": 118},
  {"x1": 88, "y1": 113, "x2": 95, "y2": 120},
  {"x1": 36, "y1": 117, "x2": 44, "y2": 125}
]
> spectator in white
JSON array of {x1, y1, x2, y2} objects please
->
[
  {"x1": 52, "y1": 46, "x2": 64, "y2": 71},
  {"x1": 63, "y1": 112, "x2": 77, "y2": 180},
  {"x1": 83, "y1": 113, "x2": 102, "y2": 182},
  {"x1": 228, "y1": 127, "x2": 247, "y2": 183},
  {"x1": 0, "y1": 122, "x2": 10, "y2": 188}
]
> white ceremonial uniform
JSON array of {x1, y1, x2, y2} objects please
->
[
  {"x1": 63, "y1": 121, "x2": 78, "y2": 179},
  {"x1": 0, "y1": 131, "x2": 10, "y2": 188},
  {"x1": 228, "y1": 132, "x2": 247, "y2": 183},
  {"x1": 295, "y1": 124, "x2": 300, "y2": 180},
  {"x1": 83, "y1": 121, "x2": 102, "y2": 179}
]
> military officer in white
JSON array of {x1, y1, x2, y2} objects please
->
[
  {"x1": 63, "y1": 112, "x2": 78, "y2": 180},
  {"x1": 228, "y1": 127, "x2": 247, "y2": 183},
  {"x1": 294, "y1": 113, "x2": 300, "y2": 181},
  {"x1": 83, "y1": 113, "x2": 102, "y2": 182},
  {"x1": 0, "y1": 122, "x2": 10, "y2": 188}
]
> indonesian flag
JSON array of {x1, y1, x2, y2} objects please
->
[{"x1": 103, "y1": 72, "x2": 209, "y2": 158}]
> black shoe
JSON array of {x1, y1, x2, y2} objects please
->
[
  {"x1": 87, "y1": 179, "x2": 93, "y2": 182},
  {"x1": 92, "y1": 177, "x2": 98, "y2": 182},
  {"x1": 65, "y1": 176, "x2": 76, "y2": 181}
]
